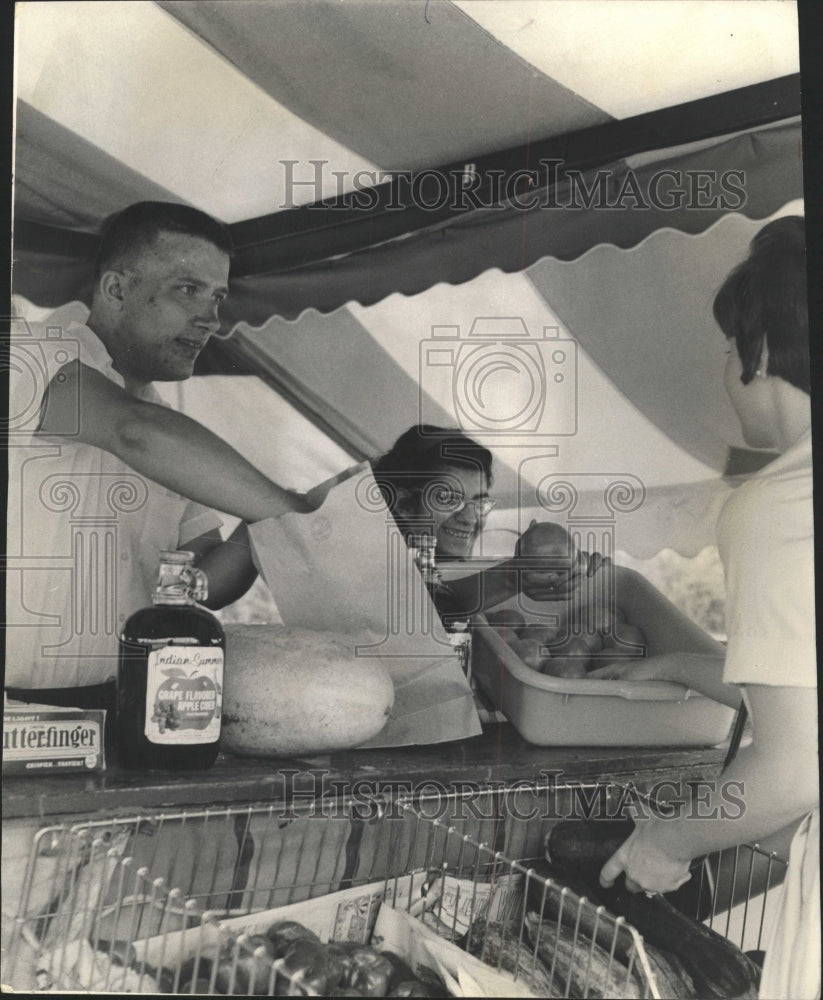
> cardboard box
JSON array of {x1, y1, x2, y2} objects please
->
[{"x1": 2, "y1": 701, "x2": 106, "y2": 774}]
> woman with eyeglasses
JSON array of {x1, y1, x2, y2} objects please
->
[
  {"x1": 371, "y1": 425, "x2": 496, "y2": 562},
  {"x1": 371, "y1": 424, "x2": 603, "y2": 622}
]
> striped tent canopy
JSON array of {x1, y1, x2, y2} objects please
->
[{"x1": 12, "y1": 1, "x2": 805, "y2": 556}]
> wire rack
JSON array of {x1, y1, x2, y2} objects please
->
[{"x1": 2, "y1": 782, "x2": 788, "y2": 996}]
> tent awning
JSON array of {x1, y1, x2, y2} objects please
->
[{"x1": 11, "y1": 1, "x2": 806, "y2": 557}]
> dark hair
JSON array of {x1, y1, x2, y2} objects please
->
[
  {"x1": 713, "y1": 216, "x2": 809, "y2": 394},
  {"x1": 95, "y1": 201, "x2": 234, "y2": 278},
  {"x1": 372, "y1": 424, "x2": 493, "y2": 522}
]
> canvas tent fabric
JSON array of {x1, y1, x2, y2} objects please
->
[{"x1": 10, "y1": 1, "x2": 805, "y2": 556}]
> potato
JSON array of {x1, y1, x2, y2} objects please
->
[
  {"x1": 508, "y1": 637, "x2": 547, "y2": 672},
  {"x1": 486, "y1": 609, "x2": 526, "y2": 630},
  {"x1": 525, "y1": 625, "x2": 562, "y2": 646},
  {"x1": 550, "y1": 635, "x2": 595, "y2": 660},
  {"x1": 578, "y1": 630, "x2": 604, "y2": 654},
  {"x1": 586, "y1": 604, "x2": 616, "y2": 632},
  {"x1": 543, "y1": 657, "x2": 588, "y2": 678},
  {"x1": 617, "y1": 623, "x2": 646, "y2": 648},
  {"x1": 599, "y1": 623, "x2": 646, "y2": 659}
]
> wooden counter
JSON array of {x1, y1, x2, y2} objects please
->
[{"x1": 1, "y1": 722, "x2": 727, "y2": 821}]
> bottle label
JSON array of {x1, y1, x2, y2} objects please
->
[{"x1": 144, "y1": 646, "x2": 223, "y2": 745}]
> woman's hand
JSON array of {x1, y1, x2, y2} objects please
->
[
  {"x1": 600, "y1": 820, "x2": 693, "y2": 894},
  {"x1": 588, "y1": 651, "x2": 741, "y2": 709},
  {"x1": 516, "y1": 550, "x2": 612, "y2": 601},
  {"x1": 587, "y1": 654, "x2": 678, "y2": 682},
  {"x1": 584, "y1": 551, "x2": 612, "y2": 578}
]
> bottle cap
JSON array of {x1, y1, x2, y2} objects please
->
[{"x1": 154, "y1": 551, "x2": 209, "y2": 605}]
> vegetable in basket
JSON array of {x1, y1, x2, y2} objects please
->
[
  {"x1": 265, "y1": 919, "x2": 322, "y2": 956},
  {"x1": 228, "y1": 934, "x2": 278, "y2": 995},
  {"x1": 346, "y1": 946, "x2": 395, "y2": 996},
  {"x1": 222, "y1": 919, "x2": 449, "y2": 998},
  {"x1": 281, "y1": 936, "x2": 345, "y2": 994},
  {"x1": 547, "y1": 820, "x2": 762, "y2": 999},
  {"x1": 466, "y1": 918, "x2": 555, "y2": 996},
  {"x1": 526, "y1": 860, "x2": 696, "y2": 998}
]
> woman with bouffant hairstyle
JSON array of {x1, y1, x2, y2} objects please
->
[{"x1": 599, "y1": 217, "x2": 818, "y2": 999}]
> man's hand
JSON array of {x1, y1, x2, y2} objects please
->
[{"x1": 600, "y1": 821, "x2": 693, "y2": 894}]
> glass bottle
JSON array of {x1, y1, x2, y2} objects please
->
[
  {"x1": 117, "y1": 551, "x2": 224, "y2": 770},
  {"x1": 447, "y1": 619, "x2": 472, "y2": 680}
]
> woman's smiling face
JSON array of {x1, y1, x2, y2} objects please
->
[{"x1": 423, "y1": 464, "x2": 491, "y2": 559}]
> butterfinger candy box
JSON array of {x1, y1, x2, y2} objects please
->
[{"x1": 2, "y1": 702, "x2": 106, "y2": 775}]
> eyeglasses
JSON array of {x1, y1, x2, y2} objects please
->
[{"x1": 429, "y1": 488, "x2": 496, "y2": 517}]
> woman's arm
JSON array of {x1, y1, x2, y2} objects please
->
[
  {"x1": 609, "y1": 566, "x2": 724, "y2": 657},
  {"x1": 587, "y1": 565, "x2": 741, "y2": 707},
  {"x1": 442, "y1": 552, "x2": 612, "y2": 616},
  {"x1": 601, "y1": 683, "x2": 819, "y2": 891},
  {"x1": 588, "y1": 652, "x2": 741, "y2": 708}
]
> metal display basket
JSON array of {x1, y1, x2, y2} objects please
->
[{"x1": 3, "y1": 783, "x2": 788, "y2": 996}]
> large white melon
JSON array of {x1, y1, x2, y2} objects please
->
[{"x1": 220, "y1": 625, "x2": 394, "y2": 756}]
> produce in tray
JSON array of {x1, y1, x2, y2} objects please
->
[
  {"x1": 486, "y1": 614, "x2": 647, "y2": 677},
  {"x1": 546, "y1": 820, "x2": 762, "y2": 999},
  {"x1": 483, "y1": 519, "x2": 651, "y2": 677}
]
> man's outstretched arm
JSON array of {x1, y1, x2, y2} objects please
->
[{"x1": 38, "y1": 361, "x2": 311, "y2": 522}]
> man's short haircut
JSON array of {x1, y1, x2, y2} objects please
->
[
  {"x1": 713, "y1": 215, "x2": 809, "y2": 394},
  {"x1": 95, "y1": 201, "x2": 234, "y2": 278}
]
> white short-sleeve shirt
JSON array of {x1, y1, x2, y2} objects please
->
[
  {"x1": 6, "y1": 305, "x2": 222, "y2": 688},
  {"x1": 717, "y1": 428, "x2": 816, "y2": 689}
]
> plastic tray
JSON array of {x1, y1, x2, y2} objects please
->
[{"x1": 471, "y1": 614, "x2": 735, "y2": 747}]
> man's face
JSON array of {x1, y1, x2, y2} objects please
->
[{"x1": 115, "y1": 232, "x2": 230, "y2": 385}]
